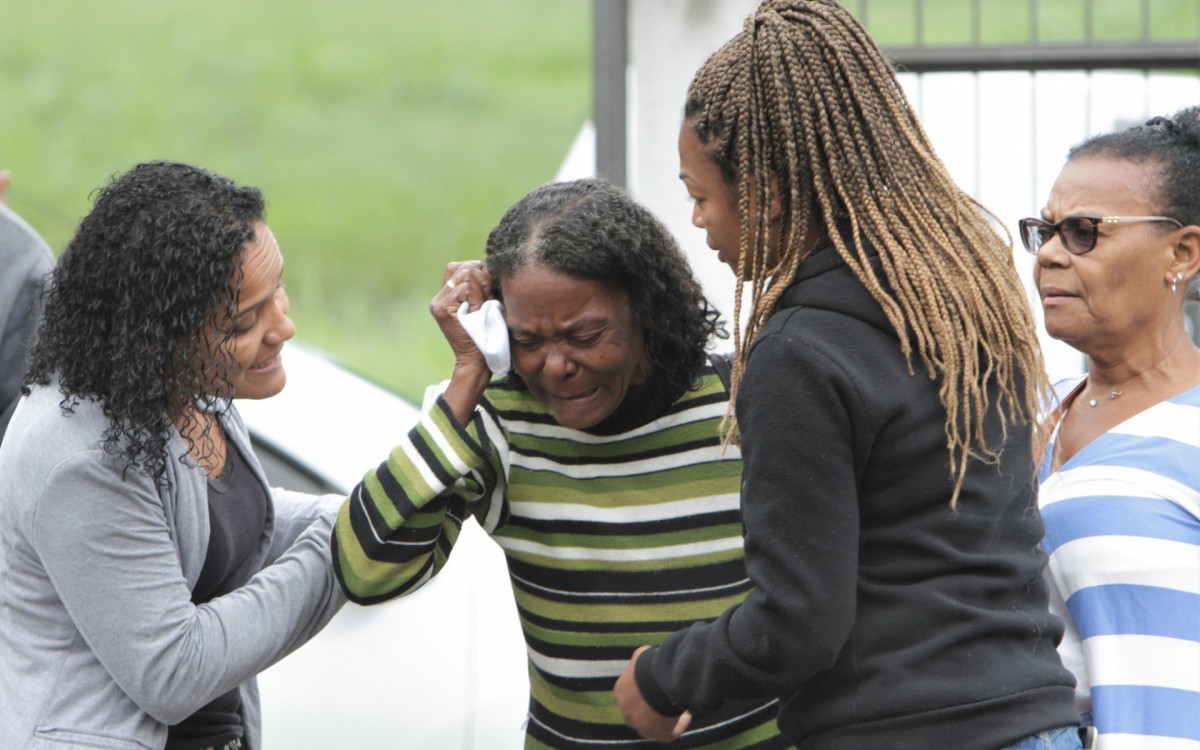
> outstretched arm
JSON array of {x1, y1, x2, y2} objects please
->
[
  {"x1": 333, "y1": 260, "x2": 508, "y2": 603},
  {"x1": 331, "y1": 394, "x2": 500, "y2": 603}
]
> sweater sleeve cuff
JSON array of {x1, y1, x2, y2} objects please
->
[{"x1": 634, "y1": 646, "x2": 685, "y2": 716}]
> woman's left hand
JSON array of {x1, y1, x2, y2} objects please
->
[{"x1": 614, "y1": 646, "x2": 693, "y2": 743}]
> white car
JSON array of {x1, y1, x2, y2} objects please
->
[{"x1": 239, "y1": 342, "x2": 528, "y2": 750}]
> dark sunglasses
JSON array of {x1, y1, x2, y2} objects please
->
[{"x1": 1018, "y1": 215, "x2": 1182, "y2": 255}]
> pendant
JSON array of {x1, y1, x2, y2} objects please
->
[{"x1": 1088, "y1": 390, "x2": 1122, "y2": 407}]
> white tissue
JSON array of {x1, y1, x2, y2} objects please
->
[{"x1": 457, "y1": 299, "x2": 510, "y2": 375}]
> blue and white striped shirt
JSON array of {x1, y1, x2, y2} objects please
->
[{"x1": 1039, "y1": 380, "x2": 1200, "y2": 749}]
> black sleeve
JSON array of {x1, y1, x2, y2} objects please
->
[{"x1": 634, "y1": 327, "x2": 871, "y2": 711}]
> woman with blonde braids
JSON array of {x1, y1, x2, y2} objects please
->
[{"x1": 614, "y1": 2, "x2": 1083, "y2": 748}]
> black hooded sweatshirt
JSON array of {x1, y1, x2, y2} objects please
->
[{"x1": 635, "y1": 239, "x2": 1079, "y2": 750}]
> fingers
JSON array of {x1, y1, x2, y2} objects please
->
[
  {"x1": 673, "y1": 711, "x2": 693, "y2": 738},
  {"x1": 441, "y1": 260, "x2": 492, "y2": 308},
  {"x1": 434, "y1": 262, "x2": 485, "y2": 319},
  {"x1": 613, "y1": 646, "x2": 689, "y2": 744},
  {"x1": 430, "y1": 262, "x2": 492, "y2": 376}
]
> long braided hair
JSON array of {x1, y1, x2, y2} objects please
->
[{"x1": 686, "y1": 0, "x2": 1048, "y2": 502}]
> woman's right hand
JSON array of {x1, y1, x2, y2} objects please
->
[{"x1": 430, "y1": 261, "x2": 496, "y2": 424}]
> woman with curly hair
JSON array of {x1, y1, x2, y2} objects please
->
[
  {"x1": 333, "y1": 178, "x2": 791, "y2": 749},
  {"x1": 0, "y1": 161, "x2": 345, "y2": 750},
  {"x1": 613, "y1": 2, "x2": 1082, "y2": 749}
]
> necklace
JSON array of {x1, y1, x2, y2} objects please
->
[{"x1": 1086, "y1": 389, "x2": 1122, "y2": 407}]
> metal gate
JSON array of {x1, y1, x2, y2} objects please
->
[{"x1": 862, "y1": 0, "x2": 1200, "y2": 378}]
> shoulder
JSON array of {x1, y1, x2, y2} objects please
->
[
  {"x1": 764, "y1": 298, "x2": 897, "y2": 372},
  {"x1": 7, "y1": 384, "x2": 111, "y2": 455},
  {"x1": 0, "y1": 204, "x2": 54, "y2": 273},
  {"x1": 742, "y1": 302, "x2": 937, "y2": 440},
  {"x1": 1, "y1": 397, "x2": 158, "y2": 529},
  {"x1": 739, "y1": 324, "x2": 874, "y2": 434},
  {"x1": 670, "y1": 360, "x2": 732, "y2": 417},
  {"x1": 4, "y1": 384, "x2": 191, "y2": 500},
  {"x1": 769, "y1": 241, "x2": 901, "y2": 353},
  {"x1": 1166, "y1": 382, "x2": 1200, "y2": 408},
  {"x1": 748, "y1": 305, "x2": 895, "y2": 391}
]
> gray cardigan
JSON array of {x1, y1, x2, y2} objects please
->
[{"x1": 0, "y1": 382, "x2": 346, "y2": 750}]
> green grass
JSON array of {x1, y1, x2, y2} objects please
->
[
  {"x1": 852, "y1": 0, "x2": 1200, "y2": 46},
  {"x1": 0, "y1": 1, "x2": 589, "y2": 400}
]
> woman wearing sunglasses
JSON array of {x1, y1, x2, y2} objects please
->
[{"x1": 1023, "y1": 107, "x2": 1200, "y2": 747}]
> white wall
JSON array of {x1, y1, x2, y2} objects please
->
[{"x1": 629, "y1": 0, "x2": 758, "y2": 351}]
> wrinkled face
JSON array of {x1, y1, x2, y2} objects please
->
[
  {"x1": 679, "y1": 120, "x2": 742, "y2": 272},
  {"x1": 216, "y1": 221, "x2": 295, "y2": 400},
  {"x1": 1033, "y1": 156, "x2": 1180, "y2": 354},
  {"x1": 503, "y1": 263, "x2": 652, "y2": 430}
]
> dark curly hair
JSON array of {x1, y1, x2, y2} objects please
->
[
  {"x1": 24, "y1": 161, "x2": 264, "y2": 483},
  {"x1": 1069, "y1": 105, "x2": 1200, "y2": 299},
  {"x1": 484, "y1": 178, "x2": 725, "y2": 399}
]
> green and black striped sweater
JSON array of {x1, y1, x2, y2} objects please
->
[{"x1": 333, "y1": 364, "x2": 789, "y2": 750}]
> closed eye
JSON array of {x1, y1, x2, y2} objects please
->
[
  {"x1": 569, "y1": 331, "x2": 604, "y2": 347},
  {"x1": 233, "y1": 313, "x2": 258, "y2": 334}
]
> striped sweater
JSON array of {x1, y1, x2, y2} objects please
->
[
  {"x1": 1040, "y1": 380, "x2": 1200, "y2": 749},
  {"x1": 333, "y1": 365, "x2": 790, "y2": 750}
]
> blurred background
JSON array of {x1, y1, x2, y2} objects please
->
[
  {"x1": 3, "y1": 2, "x2": 1199, "y2": 747},
  {"x1": 4, "y1": 1, "x2": 1199, "y2": 400},
  {"x1": 0, "y1": 1, "x2": 590, "y2": 402}
]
